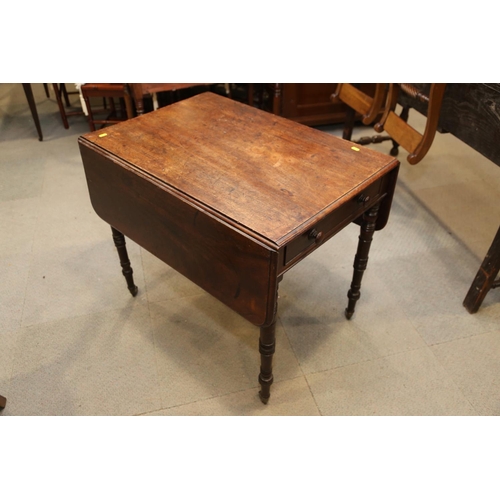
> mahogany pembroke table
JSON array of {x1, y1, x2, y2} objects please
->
[{"x1": 78, "y1": 92, "x2": 400, "y2": 404}]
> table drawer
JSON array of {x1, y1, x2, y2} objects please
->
[{"x1": 284, "y1": 177, "x2": 383, "y2": 266}]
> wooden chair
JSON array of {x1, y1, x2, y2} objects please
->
[
  {"x1": 51, "y1": 83, "x2": 85, "y2": 129},
  {"x1": 331, "y1": 83, "x2": 402, "y2": 154},
  {"x1": 80, "y1": 83, "x2": 134, "y2": 132},
  {"x1": 374, "y1": 83, "x2": 447, "y2": 165},
  {"x1": 332, "y1": 83, "x2": 388, "y2": 131}
]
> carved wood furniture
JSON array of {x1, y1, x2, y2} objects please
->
[
  {"x1": 78, "y1": 92, "x2": 400, "y2": 404},
  {"x1": 397, "y1": 84, "x2": 500, "y2": 313}
]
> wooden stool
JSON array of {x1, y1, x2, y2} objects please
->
[{"x1": 79, "y1": 92, "x2": 400, "y2": 404}]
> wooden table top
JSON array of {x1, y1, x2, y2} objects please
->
[{"x1": 81, "y1": 92, "x2": 399, "y2": 247}]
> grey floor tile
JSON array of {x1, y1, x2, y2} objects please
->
[
  {"x1": 145, "y1": 377, "x2": 320, "y2": 416},
  {"x1": 21, "y1": 239, "x2": 146, "y2": 327},
  {"x1": 0, "y1": 142, "x2": 48, "y2": 202},
  {"x1": 370, "y1": 245, "x2": 492, "y2": 346},
  {"x1": 3, "y1": 303, "x2": 161, "y2": 416},
  {"x1": 31, "y1": 188, "x2": 120, "y2": 254},
  {"x1": 368, "y1": 181, "x2": 463, "y2": 263},
  {"x1": 431, "y1": 332, "x2": 500, "y2": 415},
  {"x1": 0, "y1": 329, "x2": 18, "y2": 392},
  {"x1": 414, "y1": 180, "x2": 500, "y2": 260},
  {"x1": 0, "y1": 197, "x2": 40, "y2": 258},
  {"x1": 279, "y1": 242, "x2": 426, "y2": 375},
  {"x1": 0, "y1": 252, "x2": 31, "y2": 335},
  {"x1": 150, "y1": 294, "x2": 302, "y2": 408},
  {"x1": 307, "y1": 348, "x2": 476, "y2": 416}
]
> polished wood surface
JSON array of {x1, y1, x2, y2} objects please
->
[
  {"x1": 81, "y1": 92, "x2": 397, "y2": 245},
  {"x1": 79, "y1": 92, "x2": 400, "y2": 402}
]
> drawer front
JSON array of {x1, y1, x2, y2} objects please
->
[{"x1": 284, "y1": 177, "x2": 383, "y2": 266}]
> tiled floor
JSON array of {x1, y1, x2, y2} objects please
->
[{"x1": 1, "y1": 83, "x2": 500, "y2": 416}]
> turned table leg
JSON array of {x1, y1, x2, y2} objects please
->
[
  {"x1": 345, "y1": 203, "x2": 380, "y2": 319},
  {"x1": 0, "y1": 394, "x2": 6, "y2": 409},
  {"x1": 111, "y1": 227, "x2": 138, "y2": 297},
  {"x1": 258, "y1": 289, "x2": 279, "y2": 404}
]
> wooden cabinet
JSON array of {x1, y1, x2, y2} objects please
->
[{"x1": 261, "y1": 83, "x2": 376, "y2": 127}]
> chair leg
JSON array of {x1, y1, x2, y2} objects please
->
[
  {"x1": 22, "y1": 83, "x2": 43, "y2": 141},
  {"x1": 52, "y1": 84, "x2": 69, "y2": 129},
  {"x1": 60, "y1": 83, "x2": 71, "y2": 107},
  {"x1": 124, "y1": 94, "x2": 134, "y2": 120},
  {"x1": 43, "y1": 83, "x2": 50, "y2": 98},
  {"x1": 463, "y1": 224, "x2": 500, "y2": 313},
  {"x1": 343, "y1": 106, "x2": 356, "y2": 141},
  {"x1": 83, "y1": 94, "x2": 96, "y2": 132}
]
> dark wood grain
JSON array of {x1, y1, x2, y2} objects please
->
[
  {"x1": 79, "y1": 91, "x2": 400, "y2": 402},
  {"x1": 82, "y1": 92, "x2": 399, "y2": 246},
  {"x1": 79, "y1": 141, "x2": 279, "y2": 327}
]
